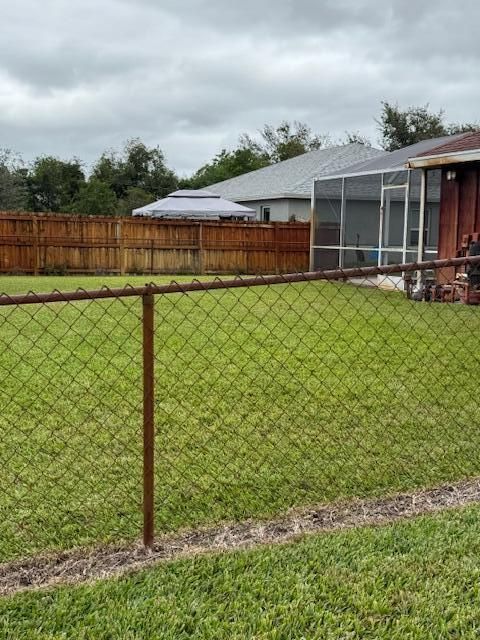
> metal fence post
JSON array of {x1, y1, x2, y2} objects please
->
[{"x1": 142, "y1": 289, "x2": 155, "y2": 548}]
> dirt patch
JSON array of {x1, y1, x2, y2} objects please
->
[{"x1": 2, "y1": 477, "x2": 480, "y2": 597}]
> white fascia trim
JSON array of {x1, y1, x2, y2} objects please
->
[
  {"x1": 314, "y1": 167, "x2": 405, "y2": 182},
  {"x1": 407, "y1": 149, "x2": 480, "y2": 169}
]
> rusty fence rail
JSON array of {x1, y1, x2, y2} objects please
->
[
  {"x1": 0, "y1": 255, "x2": 480, "y2": 562},
  {"x1": 1, "y1": 254, "x2": 479, "y2": 306}
]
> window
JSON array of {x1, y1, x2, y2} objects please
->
[{"x1": 261, "y1": 206, "x2": 270, "y2": 222}]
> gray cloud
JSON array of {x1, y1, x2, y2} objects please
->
[{"x1": 1, "y1": 0, "x2": 480, "y2": 175}]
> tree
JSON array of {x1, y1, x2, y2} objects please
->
[
  {"x1": 343, "y1": 131, "x2": 372, "y2": 146},
  {"x1": 377, "y1": 102, "x2": 447, "y2": 151},
  {"x1": 90, "y1": 153, "x2": 123, "y2": 198},
  {"x1": 0, "y1": 149, "x2": 28, "y2": 210},
  {"x1": 183, "y1": 120, "x2": 329, "y2": 187},
  {"x1": 92, "y1": 139, "x2": 178, "y2": 200},
  {"x1": 183, "y1": 147, "x2": 270, "y2": 189},
  {"x1": 69, "y1": 179, "x2": 117, "y2": 216},
  {"x1": 116, "y1": 186, "x2": 155, "y2": 216},
  {"x1": 447, "y1": 122, "x2": 480, "y2": 135},
  {"x1": 377, "y1": 102, "x2": 480, "y2": 151},
  {"x1": 241, "y1": 120, "x2": 329, "y2": 163},
  {"x1": 27, "y1": 156, "x2": 85, "y2": 212}
]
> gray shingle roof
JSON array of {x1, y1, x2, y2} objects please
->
[
  {"x1": 326, "y1": 134, "x2": 468, "y2": 178},
  {"x1": 206, "y1": 144, "x2": 386, "y2": 202}
]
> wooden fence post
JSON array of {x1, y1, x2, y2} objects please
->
[
  {"x1": 118, "y1": 220, "x2": 125, "y2": 275},
  {"x1": 32, "y1": 215, "x2": 39, "y2": 275},
  {"x1": 274, "y1": 223, "x2": 279, "y2": 274},
  {"x1": 142, "y1": 290, "x2": 155, "y2": 548},
  {"x1": 198, "y1": 222, "x2": 204, "y2": 274}
]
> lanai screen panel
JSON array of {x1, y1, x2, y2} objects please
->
[
  {"x1": 382, "y1": 169, "x2": 441, "y2": 265},
  {"x1": 312, "y1": 168, "x2": 441, "y2": 271},
  {"x1": 343, "y1": 174, "x2": 382, "y2": 268},
  {"x1": 380, "y1": 170, "x2": 409, "y2": 265},
  {"x1": 380, "y1": 169, "x2": 441, "y2": 265},
  {"x1": 408, "y1": 169, "x2": 440, "y2": 258},
  {"x1": 312, "y1": 178, "x2": 343, "y2": 270}
]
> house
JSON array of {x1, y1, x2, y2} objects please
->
[
  {"x1": 310, "y1": 133, "x2": 479, "y2": 286},
  {"x1": 207, "y1": 144, "x2": 385, "y2": 222}
]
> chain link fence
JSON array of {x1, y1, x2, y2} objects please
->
[{"x1": 1, "y1": 256, "x2": 480, "y2": 562}]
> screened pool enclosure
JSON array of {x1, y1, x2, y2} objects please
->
[{"x1": 311, "y1": 166, "x2": 441, "y2": 285}]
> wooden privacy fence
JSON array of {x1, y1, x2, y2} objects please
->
[{"x1": 0, "y1": 212, "x2": 310, "y2": 275}]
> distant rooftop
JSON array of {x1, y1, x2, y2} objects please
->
[{"x1": 206, "y1": 143, "x2": 385, "y2": 202}]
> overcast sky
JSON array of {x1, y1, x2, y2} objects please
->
[{"x1": 1, "y1": 0, "x2": 479, "y2": 176}]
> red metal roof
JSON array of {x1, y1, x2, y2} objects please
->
[{"x1": 416, "y1": 131, "x2": 480, "y2": 157}]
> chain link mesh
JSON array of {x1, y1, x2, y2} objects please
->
[
  {"x1": 0, "y1": 292, "x2": 143, "y2": 560},
  {"x1": 0, "y1": 258, "x2": 479, "y2": 561}
]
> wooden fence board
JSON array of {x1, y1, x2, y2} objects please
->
[{"x1": 0, "y1": 213, "x2": 310, "y2": 275}]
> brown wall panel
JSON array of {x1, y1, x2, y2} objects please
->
[
  {"x1": 437, "y1": 164, "x2": 480, "y2": 282},
  {"x1": 438, "y1": 165, "x2": 480, "y2": 260},
  {"x1": 457, "y1": 169, "x2": 478, "y2": 243}
]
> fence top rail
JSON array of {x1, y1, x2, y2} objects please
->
[
  {"x1": 0, "y1": 211, "x2": 309, "y2": 228},
  {"x1": 0, "y1": 255, "x2": 477, "y2": 307}
]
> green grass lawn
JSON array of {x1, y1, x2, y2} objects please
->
[
  {"x1": 0, "y1": 274, "x2": 480, "y2": 562},
  {"x1": 0, "y1": 274, "x2": 208, "y2": 296},
  {"x1": 2, "y1": 505, "x2": 480, "y2": 638}
]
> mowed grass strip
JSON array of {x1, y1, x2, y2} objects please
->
[
  {"x1": 2, "y1": 506, "x2": 480, "y2": 639},
  {"x1": 0, "y1": 274, "x2": 480, "y2": 561}
]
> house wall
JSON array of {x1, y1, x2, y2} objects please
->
[
  {"x1": 286, "y1": 199, "x2": 311, "y2": 221},
  {"x1": 438, "y1": 163, "x2": 480, "y2": 281},
  {"x1": 237, "y1": 199, "x2": 310, "y2": 222}
]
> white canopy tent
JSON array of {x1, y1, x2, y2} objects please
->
[{"x1": 132, "y1": 189, "x2": 256, "y2": 220}]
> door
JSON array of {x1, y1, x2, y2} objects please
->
[{"x1": 378, "y1": 182, "x2": 409, "y2": 289}]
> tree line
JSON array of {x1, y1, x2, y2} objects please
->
[{"x1": 0, "y1": 102, "x2": 477, "y2": 216}]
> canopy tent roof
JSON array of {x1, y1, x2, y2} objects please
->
[{"x1": 132, "y1": 189, "x2": 256, "y2": 219}]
